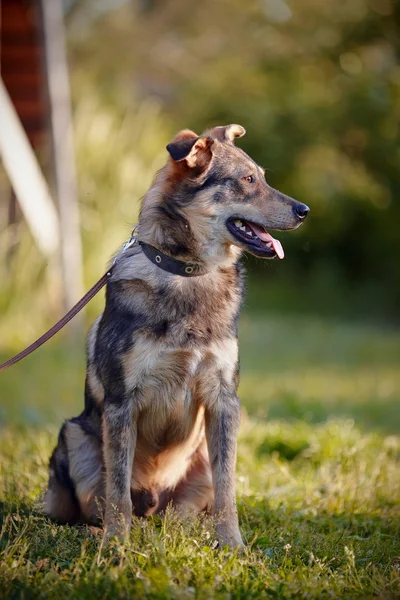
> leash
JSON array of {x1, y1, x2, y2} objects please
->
[
  {"x1": 0, "y1": 272, "x2": 109, "y2": 372},
  {"x1": 0, "y1": 226, "x2": 205, "y2": 373},
  {"x1": 0, "y1": 226, "x2": 138, "y2": 373}
]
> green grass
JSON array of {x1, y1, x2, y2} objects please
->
[{"x1": 1, "y1": 314, "x2": 400, "y2": 599}]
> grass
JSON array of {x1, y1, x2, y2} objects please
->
[{"x1": 1, "y1": 314, "x2": 400, "y2": 598}]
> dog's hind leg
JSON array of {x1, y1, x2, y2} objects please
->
[
  {"x1": 42, "y1": 423, "x2": 80, "y2": 523},
  {"x1": 66, "y1": 418, "x2": 105, "y2": 523},
  {"x1": 43, "y1": 418, "x2": 105, "y2": 524}
]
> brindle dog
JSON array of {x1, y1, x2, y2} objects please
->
[{"x1": 43, "y1": 124, "x2": 309, "y2": 548}]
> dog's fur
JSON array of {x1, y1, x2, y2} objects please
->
[{"x1": 43, "y1": 124, "x2": 308, "y2": 547}]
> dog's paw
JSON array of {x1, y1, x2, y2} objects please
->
[
  {"x1": 104, "y1": 517, "x2": 131, "y2": 542},
  {"x1": 87, "y1": 525, "x2": 103, "y2": 537},
  {"x1": 215, "y1": 526, "x2": 245, "y2": 550}
]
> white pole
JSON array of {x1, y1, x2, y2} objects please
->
[
  {"x1": 40, "y1": 0, "x2": 84, "y2": 312},
  {"x1": 0, "y1": 78, "x2": 60, "y2": 256}
]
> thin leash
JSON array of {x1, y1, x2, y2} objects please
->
[{"x1": 0, "y1": 227, "x2": 138, "y2": 373}]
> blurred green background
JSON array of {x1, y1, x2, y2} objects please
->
[
  {"x1": 66, "y1": 0, "x2": 400, "y2": 321},
  {"x1": 0, "y1": 0, "x2": 399, "y2": 427}
]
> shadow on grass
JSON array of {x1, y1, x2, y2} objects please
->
[
  {"x1": 0, "y1": 499, "x2": 35, "y2": 524},
  {"x1": 1, "y1": 495, "x2": 399, "y2": 600},
  {"x1": 2, "y1": 490, "x2": 399, "y2": 561}
]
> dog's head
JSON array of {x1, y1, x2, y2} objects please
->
[{"x1": 140, "y1": 124, "x2": 309, "y2": 265}]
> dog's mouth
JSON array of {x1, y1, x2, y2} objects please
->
[{"x1": 226, "y1": 218, "x2": 284, "y2": 259}]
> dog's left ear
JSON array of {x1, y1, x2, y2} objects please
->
[
  {"x1": 167, "y1": 129, "x2": 214, "y2": 172},
  {"x1": 209, "y1": 124, "x2": 246, "y2": 144}
]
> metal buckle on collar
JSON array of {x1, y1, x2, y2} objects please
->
[
  {"x1": 109, "y1": 225, "x2": 138, "y2": 274},
  {"x1": 122, "y1": 225, "x2": 138, "y2": 253}
]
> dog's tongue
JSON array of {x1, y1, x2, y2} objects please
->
[{"x1": 249, "y1": 223, "x2": 285, "y2": 259}]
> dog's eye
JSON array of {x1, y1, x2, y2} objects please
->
[{"x1": 243, "y1": 175, "x2": 254, "y2": 184}]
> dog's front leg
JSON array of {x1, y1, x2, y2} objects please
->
[
  {"x1": 205, "y1": 394, "x2": 243, "y2": 549},
  {"x1": 103, "y1": 400, "x2": 136, "y2": 539}
]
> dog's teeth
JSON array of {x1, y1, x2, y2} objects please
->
[
  {"x1": 239, "y1": 225, "x2": 246, "y2": 231},
  {"x1": 266, "y1": 242, "x2": 272, "y2": 248},
  {"x1": 234, "y1": 220, "x2": 242, "y2": 227}
]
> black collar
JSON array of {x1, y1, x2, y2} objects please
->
[{"x1": 139, "y1": 241, "x2": 206, "y2": 277}]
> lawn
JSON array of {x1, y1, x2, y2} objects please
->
[{"x1": 0, "y1": 313, "x2": 400, "y2": 599}]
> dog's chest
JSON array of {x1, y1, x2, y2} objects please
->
[
  {"x1": 123, "y1": 334, "x2": 237, "y2": 401},
  {"x1": 123, "y1": 333, "x2": 237, "y2": 434},
  {"x1": 126, "y1": 334, "x2": 237, "y2": 491},
  {"x1": 118, "y1": 275, "x2": 241, "y2": 491}
]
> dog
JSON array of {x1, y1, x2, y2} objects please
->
[{"x1": 43, "y1": 124, "x2": 309, "y2": 548}]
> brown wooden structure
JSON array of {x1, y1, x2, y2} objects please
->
[
  {"x1": 0, "y1": 0, "x2": 84, "y2": 317},
  {"x1": 1, "y1": 0, "x2": 48, "y2": 151}
]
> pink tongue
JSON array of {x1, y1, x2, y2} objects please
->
[{"x1": 248, "y1": 223, "x2": 285, "y2": 259}]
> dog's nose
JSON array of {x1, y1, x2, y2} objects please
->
[{"x1": 293, "y1": 203, "x2": 310, "y2": 220}]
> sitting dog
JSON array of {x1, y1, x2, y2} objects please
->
[{"x1": 43, "y1": 124, "x2": 309, "y2": 548}]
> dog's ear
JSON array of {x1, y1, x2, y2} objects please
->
[
  {"x1": 166, "y1": 130, "x2": 198, "y2": 161},
  {"x1": 166, "y1": 129, "x2": 214, "y2": 171},
  {"x1": 209, "y1": 124, "x2": 246, "y2": 144}
]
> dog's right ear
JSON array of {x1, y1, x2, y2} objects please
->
[{"x1": 166, "y1": 130, "x2": 214, "y2": 172}]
